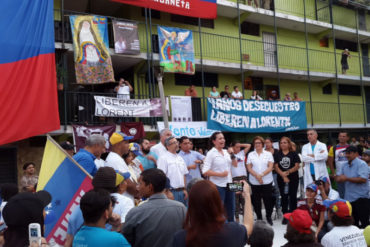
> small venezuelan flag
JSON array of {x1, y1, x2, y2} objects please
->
[{"x1": 37, "y1": 136, "x2": 93, "y2": 246}]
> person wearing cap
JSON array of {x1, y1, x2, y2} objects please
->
[
  {"x1": 20, "y1": 162, "x2": 38, "y2": 192},
  {"x1": 301, "y1": 129, "x2": 329, "y2": 191},
  {"x1": 73, "y1": 190, "x2": 131, "y2": 247},
  {"x1": 65, "y1": 167, "x2": 128, "y2": 247},
  {"x1": 73, "y1": 134, "x2": 106, "y2": 177},
  {"x1": 137, "y1": 138, "x2": 158, "y2": 170},
  {"x1": 2, "y1": 190, "x2": 51, "y2": 247},
  {"x1": 60, "y1": 141, "x2": 75, "y2": 157},
  {"x1": 327, "y1": 131, "x2": 349, "y2": 199},
  {"x1": 297, "y1": 183, "x2": 326, "y2": 241},
  {"x1": 282, "y1": 209, "x2": 323, "y2": 247},
  {"x1": 151, "y1": 128, "x2": 173, "y2": 158},
  {"x1": 321, "y1": 200, "x2": 367, "y2": 247},
  {"x1": 317, "y1": 176, "x2": 339, "y2": 201},
  {"x1": 364, "y1": 225, "x2": 370, "y2": 247},
  {"x1": 268, "y1": 90, "x2": 280, "y2": 100},
  {"x1": 122, "y1": 169, "x2": 186, "y2": 247},
  {"x1": 126, "y1": 143, "x2": 144, "y2": 178},
  {"x1": 336, "y1": 145, "x2": 369, "y2": 228},
  {"x1": 105, "y1": 132, "x2": 133, "y2": 174},
  {"x1": 157, "y1": 136, "x2": 189, "y2": 205}
]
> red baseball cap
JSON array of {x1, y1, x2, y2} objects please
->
[
  {"x1": 324, "y1": 200, "x2": 352, "y2": 219},
  {"x1": 284, "y1": 209, "x2": 312, "y2": 234}
]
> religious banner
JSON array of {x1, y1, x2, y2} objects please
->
[
  {"x1": 112, "y1": 20, "x2": 140, "y2": 54},
  {"x1": 72, "y1": 125, "x2": 116, "y2": 152},
  {"x1": 94, "y1": 96, "x2": 169, "y2": 117},
  {"x1": 70, "y1": 15, "x2": 114, "y2": 84},
  {"x1": 157, "y1": 121, "x2": 216, "y2": 138},
  {"x1": 170, "y1": 96, "x2": 192, "y2": 122},
  {"x1": 158, "y1": 26, "x2": 195, "y2": 74},
  {"x1": 111, "y1": 0, "x2": 217, "y2": 19},
  {"x1": 207, "y1": 98, "x2": 307, "y2": 133}
]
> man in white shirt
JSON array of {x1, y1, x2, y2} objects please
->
[
  {"x1": 151, "y1": 128, "x2": 172, "y2": 158},
  {"x1": 231, "y1": 86, "x2": 243, "y2": 99},
  {"x1": 105, "y1": 132, "x2": 137, "y2": 201},
  {"x1": 321, "y1": 200, "x2": 367, "y2": 247},
  {"x1": 111, "y1": 171, "x2": 135, "y2": 223},
  {"x1": 157, "y1": 136, "x2": 189, "y2": 205},
  {"x1": 114, "y1": 78, "x2": 133, "y2": 100},
  {"x1": 301, "y1": 129, "x2": 329, "y2": 190}
]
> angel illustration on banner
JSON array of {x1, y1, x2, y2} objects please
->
[{"x1": 158, "y1": 26, "x2": 195, "y2": 74}]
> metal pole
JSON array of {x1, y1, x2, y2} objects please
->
[
  {"x1": 157, "y1": 71, "x2": 169, "y2": 128},
  {"x1": 61, "y1": 0, "x2": 65, "y2": 49},
  {"x1": 198, "y1": 18, "x2": 206, "y2": 120},
  {"x1": 144, "y1": 8, "x2": 153, "y2": 97},
  {"x1": 355, "y1": 9, "x2": 366, "y2": 126},
  {"x1": 329, "y1": 0, "x2": 342, "y2": 126},
  {"x1": 303, "y1": 0, "x2": 314, "y2": 126},
  {"x1": 273, "y1": 2, "x2": 281, "y2": 96},
  {"x1": 314, "y1": 0, "x2": 318, "y2": 21},
  {"x1": 148, "y1": 10, "x2": 156, "y2": 98},
  {"x1": 237, "y1": 1, "x2": 245, "y2": 98}
]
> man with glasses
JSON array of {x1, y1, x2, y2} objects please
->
[
  {"x1": 157, "y1": 136, "x2": 189, "y2": 205},
  {"x1": 178, "y1": 136, "x2": 205, "y2": 185}
]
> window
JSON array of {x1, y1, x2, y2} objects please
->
[
  {"x1": 170, "y1": 14, "x2": 214, "y2": 29},
  {"x1": 175, "y1": 72, "x2": 218, "y2": 87},
  {"x1": 335, "y1": 39, "x2": 358, "y2": 52},
  {"x1": 241, "y1": 22, "x2": 260, "y2": 36},
  {"x1": 323, "y1": 83, "x2": 332, "y2": 94},
  {"x1": 141, "y1": 8, "x2": 161, "y2": 19},
  {"x1": 338, "y1": 85, "x2": 361, "y2": 96}
]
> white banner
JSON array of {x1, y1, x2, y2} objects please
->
[
  {"x1": 157, "y1": 121, "x2": 216, "y2": 139},
  {"x1": 170, "y1": 96, "x2": 192, "y2": 122},
  {"x1": 95, "y1": 96, "x2": 168, "y2": 117}
]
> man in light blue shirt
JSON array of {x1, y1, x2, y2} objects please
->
[
  {"x1": 178, "y1": 136, "x2": 205, "y2": 184},
  {"x1": 336, "y1": 146, "x2": 369, "y2": 228},
  {"x1": 73, "y1": 190, "x2": 130, "y2": 247},
  {"x1": 136, "y1": 139, "x2": 158, "y2": 170}
]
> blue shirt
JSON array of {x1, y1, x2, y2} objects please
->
[
  {"x1": 340, "y1": 157, "x2": 369, "y2": 202},
  {"x1": 73, "y1": 226, "x2": 131, "y2": 247},
  {"x1": 136, "y1": 151, "x2": 158, "y2": 170},
  {"x1": 178, "y1": 150, "x2": 205, "y2": 184},
  {"x1": 310, "y1": 144, "x2": 316, "y2": 175},
  {"x1": 73, "y1": 148, "x2": 97, "y2": 176}
]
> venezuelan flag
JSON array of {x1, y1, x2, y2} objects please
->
[
  {"x1": 0, "y1": 0, "x2": 60, "y2": 145},
  {"x1": 37, "y1": 136, "x2": 92, "y2": 245}
]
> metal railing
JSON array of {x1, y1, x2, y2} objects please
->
[{"x1": 58, "y1": 91, "x2": 369, "y2": 127}]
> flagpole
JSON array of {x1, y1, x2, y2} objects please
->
[{"x1": 46, "y1": 134, "x2": 93, "y2": 179}]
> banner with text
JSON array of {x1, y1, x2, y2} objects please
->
[
  {"x1": 94, "y1": 96, "x2": 168, "y2": 117},
  {"x1": 72, "y1": 125, "x2": 116, "y2": 152},
  {"x1": 170, "y1": 96, "x2": 192, "y2": 122},
  {"x1": 157, "y1": 121, "x2": 216, "y2": 138},
  {"x1": 207, "y1": 98, "x2": 307, "y2": 133},
  {"x1": 112, "y1": 20, "x2": 140, "y2": 54}
]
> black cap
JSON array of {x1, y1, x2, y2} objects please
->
[
  {"x1": 60, "y1": 141, "x2": 74, "y2": 150},
  {"x1": 345, "y1": 145, "x2": 358, "y2": 153},
  {"x1": 3, "y1": 191, "x2": 51, "y2": 227}
]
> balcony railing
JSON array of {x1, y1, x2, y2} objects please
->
[
  {"x1": 58, "y1": 91, "x2": 369, "y2": 127},
  {"x1": 54, "y1": 9, "x2": 369, "y2": 78}
]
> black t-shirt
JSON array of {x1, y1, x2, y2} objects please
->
[
  {"x1": 220, "y1": 91, "x2": 230, "y2": 98},
  {"x1": 274, "y1": 151, "x2": 300, "y2": 180},
  {"x1": 173, "y1": 222, "x2": 248, "y2": 247}
]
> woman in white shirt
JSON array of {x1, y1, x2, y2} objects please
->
[
  {"x1": 246, "y1": 136, "x2": 275, "y2": 225},
  {"x1": 202, "y1": 132, "x2": 237, "y2": 222}
]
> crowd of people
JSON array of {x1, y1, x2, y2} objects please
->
[{"x1": 0, "y1": 129, "x2": 369, "y2": 247}]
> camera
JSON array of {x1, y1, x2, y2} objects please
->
[
  {"x1": 230, "y1": 153, "x2": 236, "y2": 160},
  {"x1": 315, "y1": 180, "x2": 323, "y2": 186},
  {"x1": 227, "y1": 182, "x2": 243, "y2": 192}
]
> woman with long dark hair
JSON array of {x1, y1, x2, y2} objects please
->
[
  {"x1": 173, "y1": 180, "x2": 253, "y2": 247},
  {"x1": 202, "y1": 132, "x2": 237, "y2": 222},
  {"x1": 246, "y1": 136, "x2": 275, "y2": 225},
  {"x1": 274, "y1": 137, "x2": 300, "y2": 224}
]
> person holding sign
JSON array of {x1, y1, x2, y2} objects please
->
[
  {"x1": 202, "y1": 132, "x2": 237, "y2": 222},
  {"x1": 246, "y1": 136, "x2": 275, "y2": 225}
]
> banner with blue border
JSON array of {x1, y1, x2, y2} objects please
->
[{"x1": 207, "y1": 98, "x2": 307, "y2": 133}]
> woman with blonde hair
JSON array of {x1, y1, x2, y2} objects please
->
[{"x1": 274, "y1": 137, "x2": 301, "y2": 225}]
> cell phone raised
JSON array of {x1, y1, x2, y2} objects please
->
[
  {"x1": 29, "y1": 223, "x2": 41, "y2": 246},
  {"x1": 227, "y1": 182, "x2": 243, "y2": 192}
]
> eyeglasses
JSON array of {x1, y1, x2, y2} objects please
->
[
  {"x1": 169, "y1": 141, "x2": 178, "y2": 145},
  {"x1": 254, "y1": 142, "x2": 262, "y2": 145}
]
